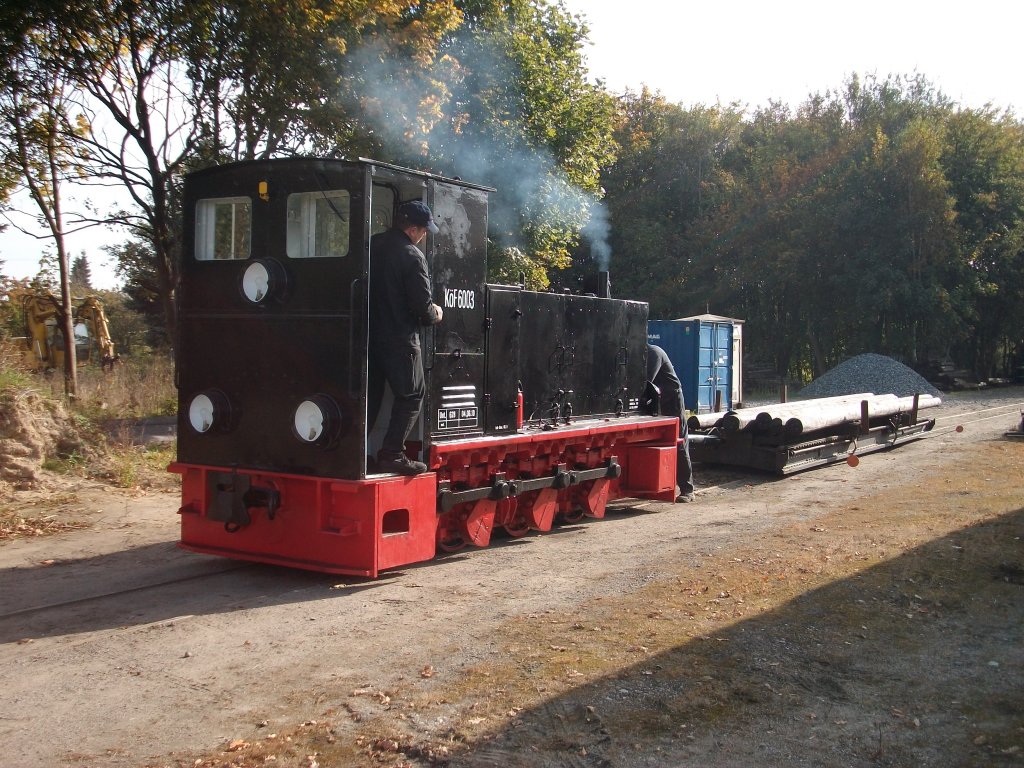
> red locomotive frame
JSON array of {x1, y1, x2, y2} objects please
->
[{"x1": 172, "y1": 415, "x2": 678, "y2": 577}]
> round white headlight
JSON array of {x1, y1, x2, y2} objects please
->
[
  {"x1": 187, "y1": 389, "x2": 232, "y2": 434},
  {"x1": 294, "y1": 399, "x2": 327, "y2": 443},
  {"x1": 293, "y1": 394, "x2": 343, "y2": 446},
  {"x1": 242, "y1": 261, "x2": 271, "y2": 303},
  {"x1": 189, "y1": 393, "x2": 216, "y2": 433}
]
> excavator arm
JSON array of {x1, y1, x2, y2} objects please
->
[{"x1": 76, "y1": 296, "x2": 118, "y2": 370}]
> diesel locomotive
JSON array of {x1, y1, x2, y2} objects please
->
[{"x1": 170, "y1": 157, "x2": 680, "y2": 576}]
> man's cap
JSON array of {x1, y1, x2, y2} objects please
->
[{"x1": 399, "y1": 200, "x2": 439, "y2": 234}]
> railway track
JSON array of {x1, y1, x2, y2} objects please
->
[
  {"x1": 3, "y1": 400, "x2": 1020, "y2": 628},
  {"x1": 0, "y1": 561, "x2": 251, "y2": 623},
  {"x1": 924, "y1": 400, "x2": 1024, "y2": 437}
]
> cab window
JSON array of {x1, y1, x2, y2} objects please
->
[
  {"x1": 371, "y1": 185, "x2": 396, "y2": 236},
  {"x1": 195, "y1": 197, "x2": 251, "y2": 260},
  {"x1": 287, "y1": 190, "x2": 350, "y2": 258}
]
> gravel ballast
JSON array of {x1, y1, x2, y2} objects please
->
[{"x1": 797, "y1": 352, "x2": 942, "y2": 399}]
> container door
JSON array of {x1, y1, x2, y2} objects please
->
[
  {"x1": 697, "y1": 322, "x2": 716, "y2": 412},
  {"x1": 697, "y1": 322, "x2": 733, "y2": 412},
  {"x1": 713, "y1": 322, "x2": 733, "y2": 411}
]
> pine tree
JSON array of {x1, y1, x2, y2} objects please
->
[{"x1": 70, "y1": 252, "x2": 92, "y2": 290}]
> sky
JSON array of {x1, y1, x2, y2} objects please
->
[
  {"x1": 562, "y1": 0, "x2": 1023, "y2": 113},
  {"x1": 2, "y1": 0, "x2": 1021, "y2": 290}
]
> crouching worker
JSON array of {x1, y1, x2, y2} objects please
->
[
  {"x1": 368, "y1": 201, "x2": 444, "y2": 475},
  {"x1": 646, "y1": 344, "x2": 696, "y2": 502}
]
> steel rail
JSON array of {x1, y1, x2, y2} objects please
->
[
  {"x1": 929, "y1": 400, "x2": 1024, "y2": 421},
  {"x1": 0, "y1": 561, "x2": 251, "y2": 622},
  {"x1": 918, "y1": 403, "x2": 1024, "y2": 439}
]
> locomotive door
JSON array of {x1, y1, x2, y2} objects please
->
[
  {"x1": 563, "y1": 296, "x2": 647, "y2": 417},
  {"x1": 424, "y1": 183, "x2": 489, "y2": 440},
  {"x1": 483, "y1": 286, "x2": 521, "y2": 433}
]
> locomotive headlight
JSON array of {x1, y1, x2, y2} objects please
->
[
  {"x1": 240, "y1": 258, "x2": 287, "y2": 305},
  {"x1": 188, "y1": 389, "x2": 232, "y2": 434},
  {"x1": 242, "y1": 261, "x2": 270, "y2": 303},
  {"x1": 293, "y1": 394, "x2": 342, "y2": 446}
]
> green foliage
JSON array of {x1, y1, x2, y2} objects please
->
[
  {"x1": 184, "y1": 0, "x2": 460, "y2": 161},
  {"x1": 107, "y1": 441, "x2": 176, "y2": 489},
  {"x1": 349, "y1": 0, "x2": 617, "y2": 286},
  {"x1": 0, "y1": 342, "x2": 34, "y2": 391},
  {"x1": 104, "y1": 239, "x2": 166, "y2": 347},
  {"x1": 41, "y1": 451, "x2": 86, "y2": 473},
  {"x1": 606, "y1": 74, "x2": 1024, "y2": 381},
  {"x1": 602, "y1": 89, "x2": 744, "y2": 310}
]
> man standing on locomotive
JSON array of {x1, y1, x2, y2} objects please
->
[
  {"x1": 368, "y1": 200, "x2": 444, "y2": 476},
  {"x1": 647, "y1": 344, "x2": 696, "y2": 502}
]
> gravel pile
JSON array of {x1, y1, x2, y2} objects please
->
[{"x1": 798, "y1": 353, "x2": 942, "y2": 399}]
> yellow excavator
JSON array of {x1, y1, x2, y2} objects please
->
[{"x1": 6, "y1": 287, "x2": 118, "y2": 371}]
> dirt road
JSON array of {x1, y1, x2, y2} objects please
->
[{"x1": 1, "y1": 390, "x2": 1022, "y2": 768}]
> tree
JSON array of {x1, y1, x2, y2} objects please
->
[
  {"x1": 941, "y1": 106, "x2": 1024, "y2": 377},
  {"x1": 185, "y1": 0, "x2": 461, "y2": 163},
  {"x1": 613, "y1": 74, "x2": 992, "y2": 382},
  {"x1": 45, "y1": 0, "x2": 212, "y2": 345},
  {"x1": 106, "y1": 237, "x2": 165, "y2": 347},
  {"x1": 70, "y1": 252, "x2": 93, "y2": 290},
  {"x1": 356, "y1": 0, "x2": 617, "y2": 286},
  {"x1": 0, "y1": 10, "x2": 87, "y2": 396},
  {"x1": 48, "y1": 0, "x2": 464, "y2": 344},
  {"x1": 458, "y1": 0, "x2": 617, "y2": 286},
  {"x1": 602, "y1": 89, "x2": 744, "y2": 314}
]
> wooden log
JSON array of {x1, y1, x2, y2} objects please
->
[
  {"x1": 688, "y1": 392, "x2": 940, "y2": 435},
  {"x1": 781, "y1": 394, "x2": 941, "y2": 437},
  {"x1": 729, "y1": 394, "x2": 879, "y2": 433},
  {"x1": 691, "y1": 394, "x2": 877, "y2": 433}
]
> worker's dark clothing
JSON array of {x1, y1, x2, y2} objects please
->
[
  {"x1": 369, "y1": 228, "x2": 440, "y2": 344},
  {"x1": 368, "y1": 227, "x2": 441, "y2": 459},
  {"x1": 646, "y1": 345, "x2": 695, "y2": 496}
]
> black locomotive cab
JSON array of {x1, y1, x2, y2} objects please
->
[{"x1": 177, "y1": 158, "x2": 492, "y2": 481}]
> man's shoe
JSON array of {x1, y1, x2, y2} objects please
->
[
  {"x1": 675, "y1": 491, "x2": 695, "y2": 503},
  {"x1": 377, "y1": 453, "x2": 428, "y2": 476}
]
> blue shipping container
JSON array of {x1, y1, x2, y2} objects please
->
[{"x1": 648, "y1": 319, "x2": 734, "y2": 413}]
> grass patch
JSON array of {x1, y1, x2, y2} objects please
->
[
  {"x1": 106, "y1": 441, "x2": 177, "y2": 489},
  {"x1": 0, "y1": 348, "x2": 179, "y2": 538}
]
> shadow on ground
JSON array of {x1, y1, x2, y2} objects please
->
[
  {"x1": 453, "y1": 508, "x2": 1024, "y2": 768},
  {"x1": 0, "y1": 519, "x2": 592, "y2": 644}
]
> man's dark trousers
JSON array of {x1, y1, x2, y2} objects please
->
[{"x1": 368, "y1": 343, "x2": 425, "y2": 457}]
